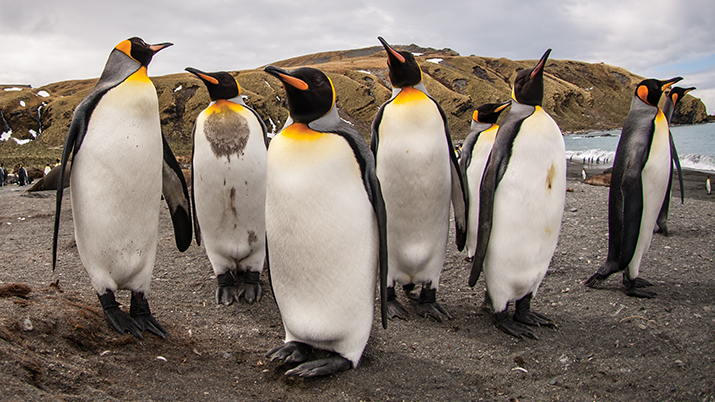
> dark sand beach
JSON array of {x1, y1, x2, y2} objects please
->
[{"x1": 0, "y1": 168, "x2": 713, "y2": 401}]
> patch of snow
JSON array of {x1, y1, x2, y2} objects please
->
[
  {"x1": 264, "y1": 80, "x2": 273, "y2": 89},
  {"x1": 426, "y1": 58, "x2": 443, "y2": 64},
  {"x1": 174, "y1": 85, "x2": 182, "y2": 92},
  {"x1": 1, "y1": 131, "x2": 12, "y2": 141},
  {"x1": 241, "y1": 95, "x2": 249, "y2": 101},
  {"x1": 275, "y1": 96, "x2": 280, "y2": 101},
  {"x1": 412, "y1": 52, "x2": 423, "y2": 56},
  {"x1": 13, "y1": 138, "x2": 31, "y2": 145},
  {"x1": 36, "y1": 90, "x2": 50, "y2": 97},
  {"x1": 19, "y1": 101, "x2": 26, "y2": 107},
  {"x1": 3, "y1": 87, "x2": 23, "y2": 92},
  {"x1": 340, "y1": 118, "x2": 354, "y2": 126},
  {"x1": 358, "y1": 70, "x2": 373, "y2": 75},
  {"x1": 29, "y1": 129, "x2": 37, "y2": 138},
  {"x1": 268, "y1": 117, "x2": 277, "y2": 134}
]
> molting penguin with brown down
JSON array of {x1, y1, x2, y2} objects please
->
[
  {"x1": 263, "y1": 65, "x2": 387, "y2": 377},
  {"x1": 52, "y1": 37, "x2": 192, "y2": 339},
  {"x1": 371, "y1": 36, "x2": 467, "y2": 322},
  {"x1": 185, "y1": 67, "x2": 267, "y2": 306},
  {"x1": 470, "y1": 49, "x2": 566, "y2": 339},
  {"x1": 585, "y1": 76, "x2": 683, "y2": 298}
]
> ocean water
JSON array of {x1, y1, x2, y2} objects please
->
[{"x1": 564, "y1": 122, "x2": 715, "y2": 173}]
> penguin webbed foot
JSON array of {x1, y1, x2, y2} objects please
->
[
  {"x1": 495, "y1": 311, "x2": 538, "y2": 340},
  {"x1": 513, "y1": 293, "x2": 555, "y2": 328},
  {"x1": 98, "y1": 291, "x2": 143, "y2": 339},
  {"x1": 584, "y1": 262, "x2": 620, "y2": 288},
  {"x1": 266, "y1": 341, "x2": 310, "y2": 364},
  {"x1": 386, "y1": 287, "x2": 409, "y2": 320},
  {"x1": 238, "y1": 270, "x2": 262, "y2": 304},
  {"x1": 624, "y1": 276, "x2": 657, "y2": 298},
  {"x1": 130, "y1": 292, "x2": 169, "y2": 338},
  {"x1": 654, "y1": 225, "x2": 669, "y2": 236},
  {"x1": 215, "y1": 272, "x2": 240, "y2": 305},
  {"x1": 417, "y1": 286, "x2": 452, "y2": 322},
  {"x1": 284, "y1": 356, "x2": 352, "y2": 377}
]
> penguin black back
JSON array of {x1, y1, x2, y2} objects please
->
[
  {"x1": 264, "y1": 66, "x2": 333, "y2": 124},
  {"x1": 378, "y1": 36, "x2": 422, "y2": 88}
]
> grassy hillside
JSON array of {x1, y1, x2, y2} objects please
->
[{"x1": 0, "y1": 44, "x2": 709, "y2": 168}]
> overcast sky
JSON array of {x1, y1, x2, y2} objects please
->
[{"x1": 1, "y1": 0, "x2": 714, "y2": 112}]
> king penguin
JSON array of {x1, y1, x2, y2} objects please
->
[
  {"x1": 585, "y1": 76, "x2": 683, "y2": 298},
  {"x1": 655, "y1": 86, "x2": 694, "y2": 235},
  {"x1": 371, "y1": 36, "x2": 467, "y2": 322},
  {"x1": 262, "y1": 65, "x2": 387, "y2": 377},
  {"x1": 52, "y1": 37, "x2": 192, "y2": 339},
  {"x1": 459, "y1": 101, "x2": 511, "y2": 261},
  {"x1": 186, "y1": 67, "x2": 268, "y2": 305},
  {"x1": 469, "y1": 49, "x2": 565, "y2": 339}
]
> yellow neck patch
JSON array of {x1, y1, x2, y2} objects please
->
[
  {"x1": 126, "y1": 66, "x2": 151, "y2": 83},
  {"x1": 393, "y1": 87, "x2": 428, "y2": 105},
  {"x1": 206, "y1": 99, "x2": 243, "y2": 114},
  {"x1": 280, "y1": 123, "x2": 324, "y2": 141}
]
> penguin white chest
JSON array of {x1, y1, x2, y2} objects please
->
[
  {"x1": 70, "y1": 78, "x2": 163, "y2": 293},
  {"x1": 192, "y1": 102, "x2": 267, "y2": 253},
  {"x1": 376, "y1": 89, "x2": 452, "y2": 281},
  {"x1": 485, "y1": 107, "x2": 565, "y2": 307},
  {"x1": 465, "y1": 126, "x2": 497, "y2": 257},
  {"x1": 266, "y1": 127, "x2": 378, "y2": 363}
]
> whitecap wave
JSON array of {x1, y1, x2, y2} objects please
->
[
  {"x1": 565, "y1": 149, "x2": 616, "y2": 165},
  {"x1": 678, "y1": 154, "x2": 715, "y2": 173}
]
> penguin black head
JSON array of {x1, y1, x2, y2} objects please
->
[
  {"x1": 186, "y1": 67, "x2": 241, "y2": 101},
  {"x1": 667, "y1": 86, "x2": 696, "y2": 107},
  {"x1": 378, "y1": 37, "x2": 423, "y2": 88},
  {"x1": 115, "y1": 37, "x2": 173, "y2": 67},
  {"x1": 512, "y1": 49, "x2": 551, "y2": 106},
  {"x1": 472, "y1": 100, "x2": 512, "y2": 124},
  {"x1": 263, "y1": 65, "x2": 335, "y2": 124},
  {"x1": 635, "y1": 77, "x2": 682, "y2": 107}
]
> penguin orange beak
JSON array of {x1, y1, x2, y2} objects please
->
[
  {"x1": 378, "y1": 36, "x2": 406, "y2": 64},
  {"x1": 149, "y1": 42, "x2": 173, "y2": 53},
  {"x1": 661, "y1": 77, "x2": 682, "y2": 92},
  {"x1": 529, "y1": 49, "x2": 552, "y2": 80},
  {"x1": 264, "y1": 65, "x2": 309, "y2": 91},
  {"x1": 495, "y1": 100, "x2": 512, "y2": 113},
  {"x1": 185, "y1": 67, "x2": 219, "y2": 85}
]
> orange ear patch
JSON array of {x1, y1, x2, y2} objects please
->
[
  {"x1": 115, "y1": 40, "x2": 132, "y2": 58},
  {"x1": 637, "y1": 85, "x2": 649, "y2": 103}
]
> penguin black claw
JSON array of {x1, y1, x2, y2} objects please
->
[
  {"x1": 98, "y1": 291, "x2": 143, "y2": 339},
  {"x1": 266, "y1": 341, "x2": 310, "y2": 364},
  {"x1": 624, "y1": 276, "x2": 657, "y2": 298},
  {"x1": 386, "y1": 286, "x2": 409, "y2": 320},
  {"x1": 513, "y1": 293, "x2": 555, "y2": 328},
  {"x1": 130, "y1": 292, "x2": 169, "y2": 338},
  {"x1": 284, "y1": 356, "x2": 352, "y2": 377},
  {"x1": 417, "y1": 287, "x2": 452, "y2": 322},
  {"x1": 495, "y1": 312, "x2": 538, "y2": 340},
  {"x1": 215, "y1": 272, "x2": 239, "y2": 305}
]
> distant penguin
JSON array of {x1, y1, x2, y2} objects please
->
[
  {"x1": 52, "y1": 37, "x2": 192, "y2": 339},
  {"x1": 186, "y1": 67, "x2": 268, "y2": 305},
  {"x1": 585, "y1": 76, "x2": 683, "y2": 298},
  {"x1": 459, "y1": 101, "x2": 511, "y2": 260},
  {"x1": 655, "y1": 86, "x2": 694, "y2": 235},
  {"x1": 469, "y1": 49, "x2": 565, "y2": 339},
  {"x1": 262, "y1": 65, "x2": 387, "y2": 377},
  {"x1": 707, "y1": 176, "x2": 711, "y2": 195},
  {"x1": 582, "y1": 167, "x2": 587, "y2": 181},
  {"x1": 371, "y1": 36, "x2": 467, "y2": 322}
]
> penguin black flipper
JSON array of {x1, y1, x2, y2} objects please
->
[
  {"x1": 469, "y1": 104, "x2": 532, "y2": 287},
  {"x1": 189, "y1": 122, "x2": 202, "y2": 246},
  {"x1": 671, "y1": 136, "x2": 684, "y2": 204},
  {"x1": 429, "y1": 94, "x2": 468, "y2": 252},
  {"x1": 310, "y1": 113, "x2": 388, "y2": 329},
  {"x1": 52, "y1": 48, "x2": 144, "y2": 270},
  {"x1": 369, "y1": 101, "x2": 387, "y2": 157},
  {"x1": 161, "y1": 133, "x2": 192, "y2": 252}
]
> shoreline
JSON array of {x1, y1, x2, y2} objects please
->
[{"x1": 567, "y1": 161, "x2": 714, "y2": 202}]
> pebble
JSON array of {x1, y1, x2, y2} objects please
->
[{"x1": 22, "y1": 318, "x2": 33, "y2": 331}]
